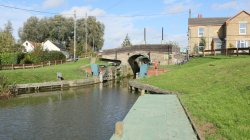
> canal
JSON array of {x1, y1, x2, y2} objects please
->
[{"x1": 0, "y1": 80, "x2": 139, "y2": 140}]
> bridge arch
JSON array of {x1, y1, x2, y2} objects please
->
[{"x1": 128, "y1": 54, "x2": 150, "y2": 78}]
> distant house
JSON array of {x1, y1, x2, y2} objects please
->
[
  {"x1": 42, "y1": 40, "x2": 70, "y2": 58},
  {"x1": 22, "y1": 40, "x2": 70, "y2": 58},
  {"x1": 22, "y1": 40, "x2": 41, "y2": 52},
  {"x1": 42, "y1": 40, "x2": 61, "y2": 51},
  {"x1": 188, "y1": 10, "x2": 250, "y2": 55}
]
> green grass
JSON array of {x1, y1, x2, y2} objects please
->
[
  {"x1": 140, "y1": 56, "x2": 250, "y2": 139},
  {"x1": 0, "y1": 58, "x2": 90, "y2": 84}
]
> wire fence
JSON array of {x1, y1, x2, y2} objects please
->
[{"x1": 0, "y1": 60, "x2": 66, "y2": 70}]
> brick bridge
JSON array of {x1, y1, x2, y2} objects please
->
[
  {"x1": 101, "y1": 44, "x2": 180, "y2": 65},
  {"x1": 100, "y1": 44, "x2": 181, "y2": 77}
]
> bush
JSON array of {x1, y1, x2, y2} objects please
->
[
  {"x1": 20, "y1": 54, "x2": 32, "y2": 64},
  {"x1": 0, "y1": 52, "x2": 25, "y2": 64},
  {"x1": 45, "y1": 51, "x2": 66, "y2": 61},
  {"x1": 29, "y1": 51, "x2": 66, "y2": 64},
  {"x1": 0, "y1": 75, "x2": 10, "y2": 95}
]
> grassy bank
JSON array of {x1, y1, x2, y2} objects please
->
[
  {"x1": 0, "y1": 59, "x2": 90, "y2": 84},
  {"x1": 140, "y1": 56, "x2": 250, "y2": 139}
]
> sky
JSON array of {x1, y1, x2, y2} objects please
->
[{"x1": 0, "y1": 0, "x2": 250, "y2": 49}]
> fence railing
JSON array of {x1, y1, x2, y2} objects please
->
[
  {"x1": 203, "y1": 47, "x2": 250, "y2": 56},
  {"x1": 0, "y1": 60, "x2": 65, "y2": 70}
]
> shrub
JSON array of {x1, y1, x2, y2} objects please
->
[
  {"x1": 0, "y1": 75, "x2": 10, "y2": 96},
  {"x1": 29, "y1": 51, "x2": 66, "y2": 64},
  {"x1": 20, "y1": 54, "x2": 32, "y2": 64},
  {"x1": 0, "y1": 53, "x2": 24, "y2": 64},
  {"x1": 45, "y1": 51, "x2": 66, "y2": 61}
]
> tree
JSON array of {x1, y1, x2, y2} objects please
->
[
  {"x1": 0, "y1": 21, "x2": 15, "y2": 53},
  {"x1": 121, "y1": 34, "x2": 132, "y2": 48},
  {"x1": 199, "y1": 37, "x2": 206, "y2": 52},
  {"x1": 18, "y1": 16, "x2": 40, "y2": 42},
  {"x1": 4, "y1": 21, "x2": 13, "y2": 34},
  {"x1": 19, "y1": 15, "x2": 105, "y2": 56}
]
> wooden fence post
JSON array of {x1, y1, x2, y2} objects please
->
[
  {"x1": 41, "y1": 62, "x2": 44, "y2": 67},
  {"x1": 61, "y1": 60, "x2": 63, "y2": 64},
  {"x1": 12, "y1": 64, "x2": 14, "y2": 70},
  {"x1": 32, "y1": 64, "x2": 34, "y2": 69},
  {"x1": 55, "y1": 60, "x2": 57, "y2": 65},
  {"x1": 237, "y1": 48, "x2": 239, "y2": 56},
  {"x1": 23, "y1": 64, "x2": 25, "y2": 69},
  {"x1": 49, "y1": 61, "x2": 51, "y2": 66}
]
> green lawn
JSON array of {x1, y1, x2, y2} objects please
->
[
  {"x1": 140, "y1": 56, "x2": 250, "y2": 139},
  {"x1": 0, "y1": 58, "x2": 90, "y2": 84}
]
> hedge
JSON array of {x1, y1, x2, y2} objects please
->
[
  {"x1": 0, "y1": 53, "x2": 25, "y2": 65},
  {"x1": 29, "y1": 51, "x2": 66, "y2": 64},
  {"x1": 0, "y1": 51, "x2": 66, "y2": 65}
]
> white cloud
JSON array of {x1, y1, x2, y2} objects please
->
[
  {"x1": 163, "y1": 0, "x2": 200, "y2": 14},
  {"x1": 212, "y1": 1, "x2": 238, "y2": 10},
  {"x1": 164, "y1": 0, "x2": 177, "y2": 5},
  {"x1": 43, "y1": 0, "x2": 65, "y2": 9},
  {"x1": 61, "y1": 6, "x2": 141, "y2": 49},
  {"x1": 61, "y1": 6, "x2": 188, "y2": 49},
  {"x1": 0, "y1": 5, "x2": 41, "y2": 41},
  {"x1": 61, "y1": 6, "x2": 106, "y2": 18}
]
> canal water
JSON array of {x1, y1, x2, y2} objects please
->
[{"x1": 0, "y1": 80, "x2": 139, "y2": 140}]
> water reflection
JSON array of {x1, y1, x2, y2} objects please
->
[{"x1": 0, "y1": 79, "x2": 138, "y2": 140}]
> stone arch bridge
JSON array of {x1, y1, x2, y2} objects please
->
[
  {"x1": 100, "y1": 44, "x2": 181, "y2": 77},
  {"x1": 101, "y1": 44, "x2": 180, "y2": 65}
]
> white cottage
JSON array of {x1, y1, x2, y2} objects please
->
[
  {"x1": 42, "y1": 40, "x2": 61, "y2": 51},
  {"x1": 22, "y1": 41, "x2": 36, "y2": 52},
  {"x1": 22, "y1": 40, "x2": 70, "y2": 58}
]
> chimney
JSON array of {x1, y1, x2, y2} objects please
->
[
  {"x1": 197, "y1": 14, "x2": 203, "y2": 18},
  {"x1": 189, "y1": 9, "x2": 191, "y2": 18}
]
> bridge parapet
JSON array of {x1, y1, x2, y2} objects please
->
[{"x1": 101, "y1": 44, "x2": 179, "y2": 55}]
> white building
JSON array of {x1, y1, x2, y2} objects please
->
[
  {"x1": 22, "y1": 41, "x2": 39, "y2": 52},
  {"x1": 42, "y1": 40, "x2": 61, "y2": 51},
  {"x1": 22, "y1": 40, "x2": 70, "y2": 58}
]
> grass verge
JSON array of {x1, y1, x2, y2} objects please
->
[
  {"x1": 0, "y1": 58, "x2": 90, "y2": 84},
  {"x1": 140, "y1": 56, "x2": 250, "y2": 139}
]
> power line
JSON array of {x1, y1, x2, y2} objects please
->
[
  {"x1": 104, "y1": 0, "x2": 124, "y2": 11},
  {"x1": 0, "y1": 3, "x2": 188, "y2": 19},
  {"x1": 75, "y1": 11, "x2": 188, "y2": 19},
  {"x1": 0, "y1": 4, "x2": 72, "y2": 15}
]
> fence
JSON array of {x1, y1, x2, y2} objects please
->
[
  {"x1": 0, "y1": 60, "x2": 65, "y2": 70},
  {"x1": 203, "y1": 47, "x2": 250, "y2": 56}
]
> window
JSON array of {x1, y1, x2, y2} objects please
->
[
  {"x1": 236, "y1": 40, "x2": 249, "y2": 48},
  {"x1": 239, "y1": 22, "x2": 247, "y2": 35},
  {"x1": 198, "y1": 27, "x2": 204, "y2": 37},
  {"x1": 216, "y1": 42, "x2": 222, "y2": 49}
]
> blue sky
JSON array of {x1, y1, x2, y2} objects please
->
[{"x1": 0, "y1": 0, "x2": 249, "y2": 49}]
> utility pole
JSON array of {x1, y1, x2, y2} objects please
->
[
  {"x1": 144, "y1": 28, "x2": 146, "y2": 45},
  {"x1": 189, "y1": 9, "x2": 192, "y2": 18},
  {"x1": 161, "y1": 27, "x2": 164, "y2": 44},
  {"x1": 85, "y1": 12, "x2": 88, "y2": 56},
  {"x1": 93, "y1": 37, "x2": 95, "y2": 52},
  {"x1": 73, "y1": 10, "x2": 76, "y2": 60}
]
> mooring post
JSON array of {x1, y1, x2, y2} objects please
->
[
  {"x1": 114, "y1": 121, "x2": 123, "y2": 137},
  {"x1": 141, "y1": 89, "x2": 145, "y2": 96}
]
